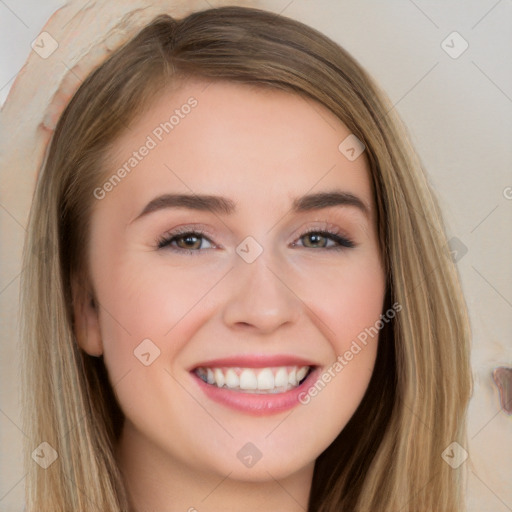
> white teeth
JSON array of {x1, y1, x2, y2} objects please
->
[
  {"x1": 257, "y1": 368, "x2": 274, "y2": 390},
  {"x1": 296, "y1": 367, "x2": 308, "y2": 382},
  {"x1": 214, "y1": 368, "x2": 225, "y2": 388},
  {"x1": 239, "y1": 369, "x2": 258, "y2": 390},
  {"x1": 274, "y1": 368, "x2": 289, "y2": 388},
  {"x1": 288, "y1": 368, "x2": 297, "y2": 386},
  {"x1": 195, "y1": 365, "x2": 312, "y2": 393},
  {"x1": 225, "y1": 369, "x2": 239, "y2": 389}
]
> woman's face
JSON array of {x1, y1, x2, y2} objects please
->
[{"x1": 76, "y1": 79, "x2": 386, "y2": 482}]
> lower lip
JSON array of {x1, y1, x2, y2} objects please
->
[{"x1": 191, "y1": 367, "x2": 320, "y2": 416}]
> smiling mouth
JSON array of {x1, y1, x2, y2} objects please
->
[{"x1": 193, "y1": 365, "x2": 314, "y2": 394}]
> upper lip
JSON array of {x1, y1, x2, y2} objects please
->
[{"x1": 189, "y1": 354, "x2": 318, "y2": 371}]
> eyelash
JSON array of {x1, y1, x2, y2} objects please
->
[{"x1": 156, "y1": 225, "x2": 356, "y2": 255}]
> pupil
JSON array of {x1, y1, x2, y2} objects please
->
[
  {"x1": 308, "y1": 233, "x2": 323, "y2": 247},
  {"x1": 183, "y1": 235, "x2": 198, "y2": 248}
]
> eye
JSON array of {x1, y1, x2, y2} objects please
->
[
  {"x1": 157, "y1": 228, "x2": 214, "y2": 255},
  {"x1": 156, "y1": 224, "x2": 356, "y2": 255},
  {"x1": 293, "y1": 227, "x2": 355, "y2": 251}
]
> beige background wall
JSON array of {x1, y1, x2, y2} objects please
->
[{"x1": 1, "y1": 1, "x2": 511, "y2": 511}]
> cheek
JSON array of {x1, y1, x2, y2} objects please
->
[
  {"x1": 298, "y1": 250, "x2": 386, "y2": 351},
  {"x1": 330, "y1": 264, "x2": 386, "y2": 353},
  {"x1": 92, "y1": 255, "x2": 218, "y2": 378},
  {"x1": 295, "y1": 251, "x2": 386, "y2": 397},
  {"x1": 295, "y1": 265, "x2": 386, "y2": 439}
]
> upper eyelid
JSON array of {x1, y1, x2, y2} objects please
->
[
  {"x1": 162, "y1": 224, "x2": 339, "y2": 239},
  {"x1": 160, "y1": 220, "x2": 350, "y2": 239}
]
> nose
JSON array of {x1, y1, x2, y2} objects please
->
[{"x1": 221, "y1": 247, "x2": 301, "y2": 334}]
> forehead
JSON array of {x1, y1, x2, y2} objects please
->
[{"x1": 98, "y1": 79, "x2": 374, "y2": 222}]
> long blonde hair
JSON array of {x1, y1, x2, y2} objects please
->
[{"x1": 20, "y1": 6, "x2": 472, "y2": 511}]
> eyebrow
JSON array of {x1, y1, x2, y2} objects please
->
[{"x1": 130, "y1": 190, "x2": 370, "y2": 224}]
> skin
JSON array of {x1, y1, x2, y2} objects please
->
[{"x1": 74, "y1": 79, "x2": 386, "y2": 512}]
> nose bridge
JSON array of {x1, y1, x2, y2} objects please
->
[{"x1": 221, "y1": 238, "x2": 300, "y2": 332}]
